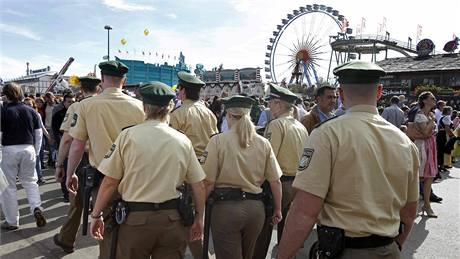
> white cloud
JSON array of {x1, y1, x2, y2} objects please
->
[
  {"x1": 102, "y1": 0, "x2": 155, "y2": 12},
  {"x1": 71, "y1": 41, "x2": 103, "y2": 52},
  {"x1": 166, "y1": 13, "x2": 177, "y2": 19},
  {"x1": 0, "y1": 23, "x2": 41, "y2": 41},
  {"x1": 2, "y1": 9, "x2": 28, "y2": 17},
  {"x1": 0, "y1": 55, "x2": 27, "y2": 80}
]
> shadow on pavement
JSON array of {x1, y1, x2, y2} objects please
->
[{"x1": 401, "y1": 216, "x2": 429, "y2": 259}]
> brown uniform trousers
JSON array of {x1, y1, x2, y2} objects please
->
[
  {"x1": 115, "y1": 210, "x2": 186, "y2": 259},
  {"x1": 211, "y1": 200, "x2": 265, "y2": 259},
  {"x1": 313, "y1": 242, "x2": 400, "y2": 259},
  {"x1": 56, "y1": 153, "x2": 89, "y2": 248},
  {"x1": 253, "y1": 179, "x2": 296, "y2": 259}
]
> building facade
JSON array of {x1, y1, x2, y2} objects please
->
[
  {"x1": 5, "y1": 66, "x2": 70, "y2": 95},
  {"x1": 117, "y1": 52, "x2": 189, "y2": 86},
  {"x1": 377, "y1": 53, "x2": 460, "y2": 108},
  {"x1": 199, "y1": 67, "x2": 265, "y2": 99}
]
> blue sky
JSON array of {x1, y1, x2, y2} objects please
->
[{"x1": 1, "y1": 0, "x2": 459, "y2": 80}]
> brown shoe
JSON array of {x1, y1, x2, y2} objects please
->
[
  {"x1": 53, "y1": 234, "x2": 74, "y2": 253},
  {"x1": 33, "y1": 208, "x2": 47, "y2": 227}
]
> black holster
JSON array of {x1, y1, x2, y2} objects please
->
[
  {"x1": 203, "y1": 196, "x2": 215, "y2": 259},
  {"x1": 81, "y1": 166, "x2": 104, "y2": 236},
  {"x1": 110, "y1": 200, "x2": 128, "y2": 259},
  {"x1": 312, "y1": 225, "x2": 345, "y2": 259},
  {"x1": 261, "y1": 181, "x2": 274, "y2": 218},
  {"x1": 177, "y1": 184, "x2": 195, "y2": 227}
]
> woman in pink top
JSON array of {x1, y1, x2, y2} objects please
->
[{"x1": 413, "y1": 92, "x2": 438, "y2": 218}]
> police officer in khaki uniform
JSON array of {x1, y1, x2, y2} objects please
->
[
  {"x1": 202, "y1": 95, "x2": 283, "y2": 259},
  {"x1": 170, "y1": 71, "x2": 218, "y2": 258},
  {"x1": 66, "y1": 60, "x2": 145, "y2": 258},
  {"x1": 170, "y1": 71, "x2": 218, "y2": 159},
  {"x1": 254, "y1": 83, "x2": 309, "y2": 259},
  {"x1": 90, "y1": 82, "x2": 206, "y2": 259},
  {"x1": 54, "y1": 76, "x2": 100, "y2": 253},
  {"x1": 277, "y1": 61, "x2": 420, "y2": 259}
]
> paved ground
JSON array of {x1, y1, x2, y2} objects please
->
[{"x1": 1, "y1": 161, "x2": 459, "y2": 259}]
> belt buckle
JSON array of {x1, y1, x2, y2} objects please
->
[{"x1": 241, "y1": 192, "x2": 247, "y2": 200}]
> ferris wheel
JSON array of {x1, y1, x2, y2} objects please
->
[{"x1": 265, "y1": 4, "x2": 351, "y2": 88}]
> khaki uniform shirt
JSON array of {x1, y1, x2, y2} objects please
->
[
  {"x1": 293, "y1": 105, "x2": 420, "y2": 237},
  {"x1": 60, "y1": 102, "x2": 78, "y2": 132},
  {"x1": 98, "y1": 120, "x2": 205, "y2": 203},
  {"x1": 265, "y1": 112, "x2": 309, "y2": 176},
  {"x1": 202, "y1": 129, "x2": 282, "y2": 194},
  {"x1": 170, "y1": 99, "x2": 218, "y2": 157},
  {"x1": 69, "y1": 87, "x2": 144, "y2": 167}
]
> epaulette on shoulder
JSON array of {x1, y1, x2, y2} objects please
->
[
  {"x1": 121, "y1": 125, "x2": 135, "y2": 132},
  {"x1": 313, "y1": 115, "x2": 340, "y2": 130}
]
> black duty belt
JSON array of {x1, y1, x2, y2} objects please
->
[
  {"x1": 345, "y1": 235, "x2": 394, "y2": 249},
  {"x1": 280, "y1": 175, "x2": 295, "y2": 182},
  {"x1": 212, "y1": 188, "x2": 264, "y2": 201},
  {"x1": 125, "y1": 198, "x2": 179, "y2": 212}
]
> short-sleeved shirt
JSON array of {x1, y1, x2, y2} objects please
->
[
  {"x1": 60, "y1": 102, "x2": 78, "y2": 132},
  {"x1": 293, "y1": 105, "x2": 420, "y2": 238},
  {"x1": 381, "y1": 104, "x2": 405, "y2": 128},
  {"x1": 439, "y1": 115, "x2": 452, "y2": 130},
  {"x1": 69, "y1": 87, "x2": 144, "y2": 167},
  {"x1": 264, "y1": 112, "x2": 309, "y2": 176},
  {"x1": 170, "y1": 99, "x2": 219, "y2": 157},
  {"x1": 202, "y1": 129, "x2": 282, "y2": 194},
  {"x1": 98, "y1": 120, "x2": 205, "y2": 203},
  {"x1": 1, "y1": 103, "x2": 41, "y2": 146}
]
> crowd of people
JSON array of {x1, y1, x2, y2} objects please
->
[{"x1": 0, "y1": 59, "x2": 459, "y2": 259}]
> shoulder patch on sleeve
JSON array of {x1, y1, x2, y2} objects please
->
[
  {"x1": 298, "y1": 148, "x2": 314, "y2": 171},
  {"x1": 104, "y1": 144, "x2": 117, "y2": 159},
  {"x1": 70, "y1": 113, "x2": 78, "y2": 127}
]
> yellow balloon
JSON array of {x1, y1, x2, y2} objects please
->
[
  {"x1": 121, "y1": 38, "x2": 127, "y2": 45},
  {"x1": 69, "y1": 75, "x2": 80, "y2": 86},
  {"x1": 144, "y1": 29, "x2": 149, "y2": 36}
]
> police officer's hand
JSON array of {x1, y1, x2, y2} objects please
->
[
  {"x1": 271, "y1": 209, "x2": 282, "y2": 225},
  {"x1": 55, "y1": 167, "x2": 65, "y2": 183},
  {"x1": 189, "y1": 217, "x2": 203, "y2": 241},
  {"x1": 90, "y1": 216, "x2": 105, "y2": 240},
  {"x1": 66, "y1": 174, "x2": 79, "y2": 197}
]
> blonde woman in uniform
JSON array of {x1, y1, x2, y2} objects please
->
[{"x1": 202, "y1": 95, "x2": 283, "y2": 259}]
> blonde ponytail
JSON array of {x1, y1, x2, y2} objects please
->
[{"x1": 227, "y1": 107, "x2": 256, "y2": 148}]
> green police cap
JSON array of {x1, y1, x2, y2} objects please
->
[
  {"x1": 267, "y1": 83, "x2": 298, "y2": 104},
  {"x1": 139, "y1": 81, "x2": 176, "y2": 106},
  {"x1": 78, "y1": 76, "x2": 101, "y2": 88},
  {"x1": 99, "y1": 60, "x2": 129, "y2": 77},
  {"x1": 223, "y1": 95, "x2": 256, "y2": 109},
  {"x1": 333, "y1": 61, "x2": 385, "y2": 84},
  {"x1": 177, "y1": 71, "x2": 205, "y2": 89}
]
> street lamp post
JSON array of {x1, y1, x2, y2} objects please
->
[{"x1": 104, "y1": 25, "x2": 112, "y2": 60}]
